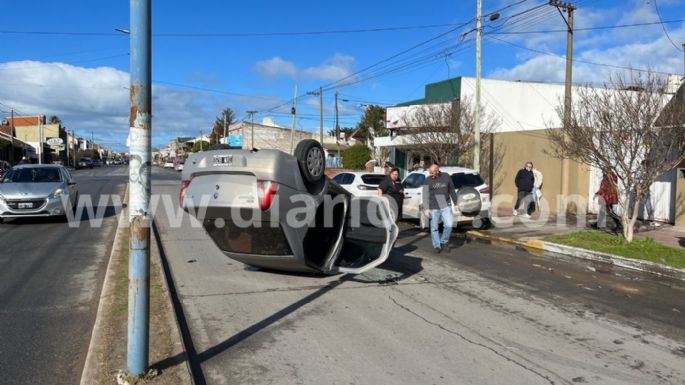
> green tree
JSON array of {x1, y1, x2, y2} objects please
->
[
  {"x1": 210, "y1": 108, "x2": 237, "y2": 144},
  {"x1": 192, "y1": 140, "x2": 210, "y2": 152},
  {"x1": 355, "y1": 105, "x2": 387, "y2": 142},
  {"x1": 342, "y1": 143, "x2": 371, "y2": 170},
  {"x1": 48, "y1": 115, "x2": 62, "y2": 124}
]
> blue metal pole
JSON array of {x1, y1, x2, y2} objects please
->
[{"x1": 127, "y1": 0, "x2": 151, "y2": 376}]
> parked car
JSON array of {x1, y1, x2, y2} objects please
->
[
  {"x1": 0, "y1": 164, "x2": 78, "y2": 222},
  {"x1": 401, "y1": 167, "x2": 491, "y2": 228},
  {"x1": 180, "y1": 140, "x2": 398, "y2": 275},
  {"x1": 0, "y1": 161, "x2": 11, "y2": 179},
  {"x1": 77, "y1": 157, "x2": 93, "y2": 169},
  {"x1": 92, "y1": 159, "x2": 102, "y2": 168},
  {"x1": 174, "y1": 160, "x2": 185, "y2": 171},
  {"x1": 163, "y1": 161, "x2": 174, "y2": 169},
  {"x1": 332, "y1": 172, "x2": 387, "y2": 197}
]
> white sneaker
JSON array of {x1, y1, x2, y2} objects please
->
[
  {"x1": 512, "y1": 210, "x2": 518, "y2": 216},
  {"x1": 524, "y1": 214, "x2": 531, "y2": 219}
]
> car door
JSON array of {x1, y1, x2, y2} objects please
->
[
  {"x1": 62, "y1": 168, "x2": 77, "y2": 205},
  {"x1": 325, "y1": 195, "x2": 398, "y2": 275},
  {"x1": 401, "y1": 173, "x2": 425, "y2": 218}
]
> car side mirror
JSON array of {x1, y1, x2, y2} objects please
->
[{"x1": 69, "y1": 181, "x2": 77, "y2": 186}]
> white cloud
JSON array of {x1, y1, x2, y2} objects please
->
[
  {"x1": 254, "y1": 53, "x2": 356, "y2": 82},
  {"x1": 254, "y1": 56, "x2": 298, "y2": 79},
  {"x1": 488, "y1": 0, "x2": 685, "y2": 84},
  {"x1": 0, "y1": 61, "x2": 283, "y2": 149}
]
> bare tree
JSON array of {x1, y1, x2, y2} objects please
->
[
  {"x1": 404, "y1": 97, "x2": 501, "y2": 170},
  {"x1": 547, "y1": 72, "x2": 685, "y2": 242}
]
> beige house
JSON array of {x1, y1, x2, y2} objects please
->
[{"x1": 375, "y1": 76, "x2": 685, "y2": 225}]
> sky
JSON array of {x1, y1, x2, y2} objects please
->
[{"x1": 0, "y1": 0, "x2": 684, "y2": 151}]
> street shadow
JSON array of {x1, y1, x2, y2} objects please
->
[{"x1": 152, "y1": 220, "x2": 355, "y2": 385}]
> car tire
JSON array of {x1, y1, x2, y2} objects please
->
[
  {"x1": 456, "y1": 186, "x2": 482, "y2": 217},
  {"x1": 476, "y1": 217, "x2": 492, "y2": 230},
  {"x1": 294, "y1": 139, "x2": 325, "y2": 185}
]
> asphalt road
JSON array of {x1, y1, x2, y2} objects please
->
[
  {"x1": 152, "y1": 169, "x2": 685, "y2": 385},
  {"x1": 0, "y1": 166, "x2": 127, "y2": 385}
]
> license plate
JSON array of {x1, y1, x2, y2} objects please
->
[
  {"x1": 213, "y1": 154, "x2": 233, "y2": 166},
  {"x1": 18, "y1": 202, "x2": 33, "y2": 209}
]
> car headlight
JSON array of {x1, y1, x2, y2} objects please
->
[{"x1": 48, "y1": 188, "x2": 67, "y2": 199}]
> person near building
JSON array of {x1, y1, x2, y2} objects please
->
[
  {"x1": 378, "y1": 167, "x2": 404, "y2": 222},
  {"x1": 514, "y1": 161, "x2": 535, "y2": 218},
  {"x1": 422, "y1": 162, "x2": 459, "y2": 253},
  {"x1": 532, "y1": 165, "x2": 543, "y2": 213},
  {"x1": 595, "y1": 171, "x2": 621, "y2": 230}
]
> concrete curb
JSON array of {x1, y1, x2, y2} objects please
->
[
  {"x1": 465, "y1": 230, "x2": 685, "y2": 282},
  {"x1": 79, "y1": 187, "x2": 194, "y2": 385},
  {"x1": 79, "y1": 187, "x2": 129, "y2": 385},
  {"x1": 150, "y1": 219, "x2": 195, "y2": 385}
]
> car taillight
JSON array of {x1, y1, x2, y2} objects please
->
[
  {"x1": 179, "y1": 180, "x2": 190, "y2": 207},
  {"x1": 257, "y1": 180, "x2": 279, "y2": 211},
  {"x1": 479, "y1": 186, "x2": 490, "y2": 195}
]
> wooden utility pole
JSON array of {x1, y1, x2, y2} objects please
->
[
  {"x1": 223, "y1": 109, "x2": 227, "y2": 145},
  {"x1": 9, "y1": 109, "x2": 15, "y2": 164},
  {"x1": 335, "y1": 90, "x2": 340, "y2": 161},
  {"x1": 289, "y1": 83, "x2": 298, "y2": 154},
  {"x1": 550, "y1": 0, "x2": 575, "y2": 201},
  {"x1": 247, "y1": 110, "x2": 257, "y2": 149}
]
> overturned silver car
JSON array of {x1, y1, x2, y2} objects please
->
[{"x1": 180, "y1": 140, "x2": 398, "y2": 275}]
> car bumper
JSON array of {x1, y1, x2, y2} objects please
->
[{"x1": 0, "y1": 196, "x2": 68, "y2": 218}]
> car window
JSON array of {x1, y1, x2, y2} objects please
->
[
  {"x1": 361, "y1": 174, "x2": 385, "y2": 185},
  {"x1": 3, "y1": 167, "x2": 63, "y2": 183},
  {"x1": 333, "y1": 173, "x2": 352, "y2": 185},
  {"x1": 451, "y1": 173, "x2": 484, "y2": 189},
  {"x1": 403, "y1": 173, "x2": 426, "y2": 189}
]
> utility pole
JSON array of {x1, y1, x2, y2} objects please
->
[
  {"x1": 223, "y1": 109, "x2": 227, "y2": 145},
  {"x1": 289, "y1": 83, "x2": 298, "y2": 154},
  {"x1": 9, "y1": 109, "x2": 15, "y2": 164},
  {"x1": 38, "y1": 116, "x2": 43, "y2": 164},
  {"x1": 550, "y1": 0, "x2": 575, "y2": 201},
  {"x1": 247, "y1": 110, "x2": 257, "y2": 149},
  {"x1": 474, "y1": 0, "x2": 482, "y2": 173},
  {"x1": 127, "y1": 0, "x2": 152, "y2": 377},
  {"x1": 65, "y1": 127, "x2": 69, "y2": 167},
  {"x1": 335, "y1": 90, "x2": 340, "y2": 162},
  {"x1": 682, "y1": 43, "x2": 684, "y2": 77},
  {"x1": 72, "y1": 130, "x2": 76, "y2": 168},
  {"x1": 306, "y1": 87, "x2": 324, "y2": 144}
]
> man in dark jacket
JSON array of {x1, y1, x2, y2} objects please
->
[
  {"x1": 423, "y1": 163, "x2": 459, "y2": 253},
  {"x1": 514, "y1": 161, "x2": 535, "y2": 217}
]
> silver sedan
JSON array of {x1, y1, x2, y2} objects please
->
[{"x1": 0, "y1": 165, "x2": 79, "y2": 222}]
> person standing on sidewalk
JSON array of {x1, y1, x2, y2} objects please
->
[
  {"x1": 423, "y1": 163, "x2": 459, "y2": 253},
  {"x1": 378, "y1": 167, "x2": 404, "y2": 222},
  {"x1": 514, "y1": 161, "x2": 535, "y2": 218},
  {"x1": 532, "y1": 165, "x2": 543, "y2": 213},
  {"x1": 595, "y1": 171, "x2": 621, "y2": 230}
]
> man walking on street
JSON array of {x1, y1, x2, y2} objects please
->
[
  {"x1": 423, "y1": 163, "x2": 459, "y2": 253},
  {"x1": 514, "y1": 161, "x2": 535, "y2": 218}
]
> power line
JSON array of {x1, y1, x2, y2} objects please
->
[
  {"x1": 0, "y1": 22, "x2": 472, "y2": 38},
  {"x1": 653, "y1": 0, "x2": 684, "y2": 52},
  {"x1": 486, "y1": 35, "x2": 676, "y2": 76},
  {"x1": 488, "y1": 18, "x2": 685, "y2": 35}
]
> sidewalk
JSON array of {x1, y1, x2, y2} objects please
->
[
  {"x1": 464, "y1": 207, "x2": 685, "y2": 281},
  {"x1": 482, "y1": 207, "x2": 684, "y2": 249}
]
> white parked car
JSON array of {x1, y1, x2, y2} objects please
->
[
  {"x1": 163, "y1": 161, "x2": 174, "y2": 169},
  {"x1": 401, "y1": 167, "x2": 491, "y2": 228},
  {"x1": 332, "y1": 172, "x2": 387, "y2": 197},
  {"x1": 174, "y1": 160, "x2": 185, "y2": 171}
]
